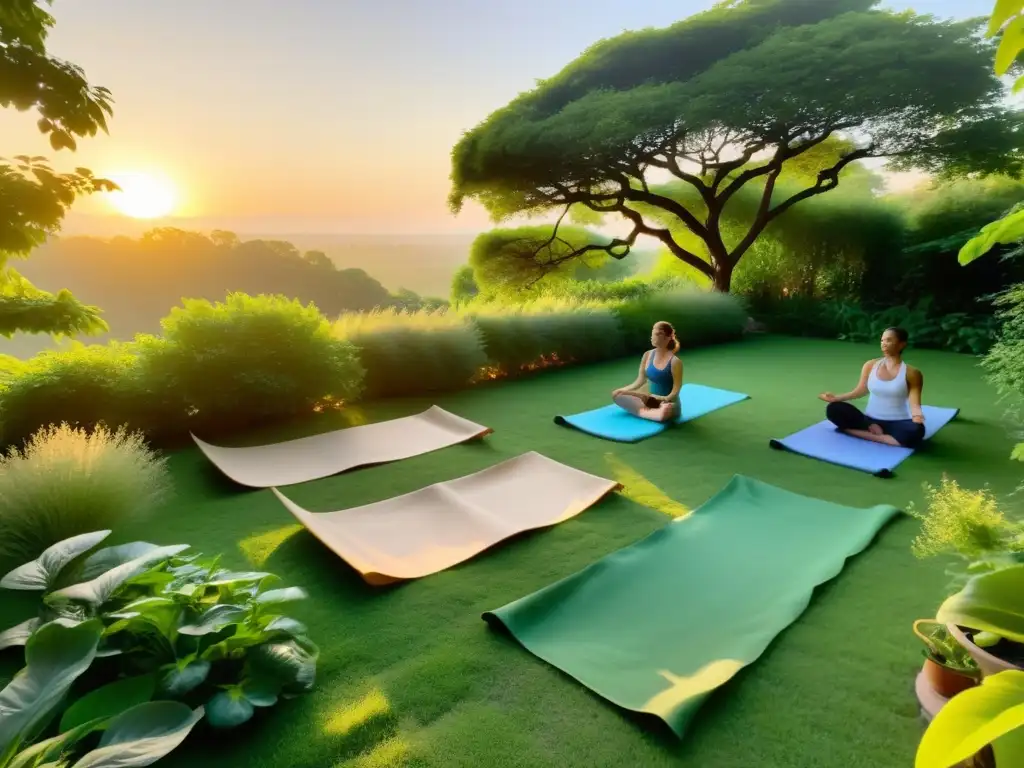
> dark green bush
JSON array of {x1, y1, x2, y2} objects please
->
[
  {"x1": 467, "y1": 298, "x2": 626, "y2": 375},
  {"x1": 750, "y1": 296, "x2": 999, "y2": 355},
  {"x1": 139, "y1": 293, "x2": 365, "y2": 435},
  {"x1": 0, "y1": 343, "x2": 147, "y2": 446},
  {"x1": 613, "y1": 288, "x2": 748, "y2": 353},
  {"x1": 333, "y1": 308, "x2": 488, "y2": 398}
]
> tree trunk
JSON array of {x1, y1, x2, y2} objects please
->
[{"x1": 713, "y1": 262, "x2": 734, "y2": 292}]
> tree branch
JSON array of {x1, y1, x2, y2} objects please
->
[{"x1": 727, "y1": 144, "x2": 876, "y2": 264}]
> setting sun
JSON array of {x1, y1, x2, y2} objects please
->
[{"x1": 105, "y1": 171, "x2": 178, "y2": 219}]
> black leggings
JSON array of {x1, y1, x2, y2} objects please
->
[{"x1": 826, "y1": 401, "x2": 925, "y2": 449}]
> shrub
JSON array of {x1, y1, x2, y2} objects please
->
[
  {"x1": 138, "y1": 293, "x2": 365, "y2": 435},
  {"x1": 612, "y1": 288, "x2": 748, "y2": 353},
  {"x1": 0, "y1": 342, "x2": 145, "y2": 447},
  {"x1": 0, "y1": 531, "x2": 317, "y2": 761},
  {"x1": 0, "y1": 353, "x2": 25, "y2": 385},
  {"x1": 334, "y1": 307, "x2": 488, "y2": 398},
  {"x1": 749, "y1": 297, "x2": 999, "y2": 355},
  {"x1": 0, "y1": 423, "x2": 170, "y2": 570},
  {"x1": 466, "y1": 297, "x2": 626, "y2": 376}
]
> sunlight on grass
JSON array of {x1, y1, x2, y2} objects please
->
[
  {"x1": 324, "y1": 688, "x2": 391, "y2": 737},
  {"x1": 643, "y1": 660, "x2": 745, "y2": 718},
  {"x1": 341, "y1": 736, "x2": 410, "y2": 768},
  {"x1": 237, "y1": 523, "x2": 302, "y2": 567},
  {"x1": 603, "y1": 453, "x2": 690, "y2": 518}
]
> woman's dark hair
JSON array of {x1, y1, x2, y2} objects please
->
[
  {"x1": 655, "y1": 321, "x2": 680, "y2": 353},
  {"x1": 884, "y1": 326, "x2": 909, "y2": 344}
]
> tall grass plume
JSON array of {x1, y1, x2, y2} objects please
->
[{"x1": 0, "y1": 423, "x2": 171, "y2": 569}]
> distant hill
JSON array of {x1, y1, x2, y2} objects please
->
[
  {"x1": 246, "y1": 233, "x2": 477, "y2": 297},
  {"x1": 1, "y1": 229, "x2": 439, "y2": 359}
]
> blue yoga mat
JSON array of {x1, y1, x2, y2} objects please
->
[
  {"x1": 769, "y1": 404, "x2": 960, "y2": 477},
  {"x1": 554, "y1": 383, "x2": 750, "y2": 443}
]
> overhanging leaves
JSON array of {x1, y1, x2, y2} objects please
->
[{"x1": 936, "y1": 564, "x2": 1024, "y2": 642}]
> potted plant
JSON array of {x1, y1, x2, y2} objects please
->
[
  {"x1": 914, "y1": 620, "x2": 980, "y2": 698},
  {"x1": 936, "y1": 564, "x2": 1024, "y2": 681}
]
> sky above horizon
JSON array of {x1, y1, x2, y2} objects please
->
[{"x1": 0, "y1": 0, "x2": 997, "y2": 236}]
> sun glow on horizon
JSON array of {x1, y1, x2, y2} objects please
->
[{"x1": 105, "y1": 171, "x2": 179, "y2": 219}]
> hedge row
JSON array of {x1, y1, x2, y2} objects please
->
[{"x1": 0, "y1": 288, "x2": 746, "y2": 447}]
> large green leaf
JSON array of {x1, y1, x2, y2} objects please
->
[
  {"x1": 157, "y1": 658, "x2": 210, "y2": 697},
  {"x1": 0, "y1": 532, "x2": 112, "y2": 592},
  {"x1": 48, "y1": 546, "x2": 190, "y2": 609},
  {"x1": 7, "y1": 715, "x2": 109, "y2": 768},
  {"x1": 916, "y1": 670, "x2": 1024, "y2": 768},
  {"x1": 244, "y1": 637, "x2": 319, "y2": 696},
  {"x1": 936, "y1": 565, "x2": 1024, "y2": 643},
  {"x1": 205, "y1": 571, "x2": 272, "y2": 588},
  {"x1": 78, "y1": 544, "x2": 161, "y2": 582},
  {"x1": 177, "y1": 604, "x2": 248, "y2": 637},
  {"x1": 68, "y1": 701, "x2": 204, "y2": 768},
  {"x1": 204, "y1": 688, "x2": 253, "y2": 729},
  {"x1": 104, "y1": 599, "x2": 182, "y2": 645},
  {"x1": 254, "y1": 587, "x2": 307, "y2": 606},
  {"x1": 58, "y1": 674, "x2": 158, "y2": 734},
  {"x1": 989, "y1": 0, "x2": 1024, "y2": 37},
  {"x1": 0, "y1": 619, "x2": 103, "y2": 766},
  {"x1": 0, "y1": 619, "x2": 41, "y2": 652},
  {"x1": 996, "y1": 15, "x2": 1024, "y2": 75},
  {"x1": 958, "y1": 209, "x2": 1024, "y2": 265}
]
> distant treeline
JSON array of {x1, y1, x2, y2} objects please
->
[{"x1": 6, "y1": 228, "x2": 446, "y2": 356}]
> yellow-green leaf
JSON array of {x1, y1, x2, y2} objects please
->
[
  {"x1": 916, "y1": 670, "x2": 1024, "y2": 768},
  {"x1": 936, "y1": 564, "x2": 1024, "y2": 643},
  {"x1": 989, "y1": 0, "x2": 1024, "y2": 37},
  {"x1": 995, "y1": 15, "x2": 1024, "y2": 74}
]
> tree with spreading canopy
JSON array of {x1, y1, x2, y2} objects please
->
[
  {"x1": 0, "y1": 0, "x2": 116, "y2": 337},
  {"x1": 449, "y1": 0, "x2": 1024, "y2": 292}
]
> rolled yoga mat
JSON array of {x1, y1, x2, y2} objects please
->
[
  {"x1": 769, "y1": 404, "x2": 960, "y2": 478},
  {"x1": 192, "y1": 405, "x2": 492, "y2": 488},
  {"x1": 482, "y1": 474, "x2": 899, "y2": 740},
  {"x1": 553, "y1": 383, "x2": 750, "y2": 443}
]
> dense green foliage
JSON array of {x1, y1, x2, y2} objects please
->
[
  {"x1": 0, "y1": 423, "x2": 170, "y2": 571},
  {"x1": 0, "y1": 2, "x2": 118, "y2": 338},
  {"x1": 0, "y1": 532, "x2": 317, "y2": 766},
  {"x1": 334, "y1": 308, "x2": 489, "y2": 399},
  {"x1": 0, "y1": 287, "x2": 745, "y2": 445},
  {"x1": 451, "y1": 0, "x2": 1020, "y2": 291}
]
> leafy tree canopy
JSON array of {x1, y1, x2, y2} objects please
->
[
  {"x1": 450, "y1": 0, "x2": 1022, "y2": 291},
  {"x1": 468, "y1": 224, "x2": 619, "y2": 295},
  {"x1": 1, "y1": 0, "x2": 116, "y2": 337}
]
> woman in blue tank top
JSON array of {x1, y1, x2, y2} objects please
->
[
  {"x1": 817, "y1": 326, "x2": 926, "y2": 448},
  {"x1": 611, "y1": 321, "x2": 683, "y2": 422}
]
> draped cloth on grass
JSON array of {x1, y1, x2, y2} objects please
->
[
  {"x1": 272, "y1": 451, "x2": 621, "y2": 585},
  {"x1": 192, "y1": 405, "x2": 492, "y2": 488},
  {"x1": 482, "y1": 474, "x2": 900, "y2": 739}
]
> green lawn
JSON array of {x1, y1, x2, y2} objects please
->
[{"x1": 3, "y1": 336, "x2": 1019, "y2": 767}]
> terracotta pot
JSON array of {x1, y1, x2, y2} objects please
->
[
  {"x1": 948, "y1": 623, "x2": 1024, "y2": 679},
  {"x1": 922, "y1": 656, "x2": 978, "y2": 698}
]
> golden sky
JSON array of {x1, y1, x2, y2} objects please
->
[{"x1": 0, "y1": 0, "x2": 978, "y2": 235}]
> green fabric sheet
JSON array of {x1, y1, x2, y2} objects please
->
[{"x1": 482, "y1": 474, "x2": 899, "y2": 740}]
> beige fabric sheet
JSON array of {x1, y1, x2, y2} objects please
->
[
  {"x1": 271, "y1": 451, "x2": 622, "y2": 585},
  {"x1": 191, "y1": 405, "x2": 492, "y2": 488}
]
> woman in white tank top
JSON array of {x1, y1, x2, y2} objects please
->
[{"x1": 817, "y1": 327, "x2": 926, "y2": 448}]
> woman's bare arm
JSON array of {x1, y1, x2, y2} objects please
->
[
  {"x1": 820, "y1": 360, "x2": 874, "y2": 402},
  {"x1": 616, "y1": 351, "x2": 650, "y2": 392},
  {"x1": 908, "y1": 366, "x2": 924, "y2": 421}
]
